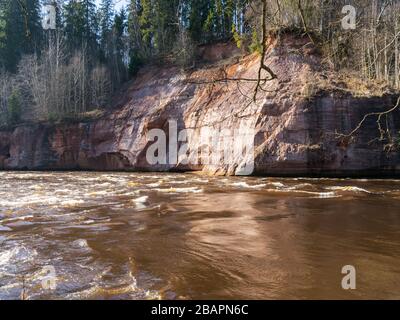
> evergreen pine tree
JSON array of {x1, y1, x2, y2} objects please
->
[
  {"x1": 0, "y1": 2, "x2": 7, "y2": 68},
  {"x1": 188, "y1": 0, "x2": 211, "y2": 43},
  {"x1": 99, "y1": 0, "x2": 115, "y2": 59},
  {"x1": 64, "y1": 0, "x2": 98, "y2": 51},
  {"x1": 1, "y1": 0, "x2": 42, "y2": 72},
  {"x1": 8, "y1": 89, "x2": 21, "y2": 125}
]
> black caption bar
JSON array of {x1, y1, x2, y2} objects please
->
[{"x1": 2, "y1": 300, "x2": 398, "y2": 319}]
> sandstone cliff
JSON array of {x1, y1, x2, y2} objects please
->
[{"x1": 1, "y1": 34, "x2": 399, "y2": 176}]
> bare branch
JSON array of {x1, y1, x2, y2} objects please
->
[
  {"x1": 253, "y1": 0, "x2": 277, "y2": 102},
  {"x1": 337, "y1": 96, "x2": 400, "y2": 141}
]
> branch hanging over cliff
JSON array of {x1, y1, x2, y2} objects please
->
[
  {"x1": 253, "y1": 0, "x2": 277, "y2": 102},
  {"x1": 187, "y1": 0, "x2": 277, "y2": 103}
]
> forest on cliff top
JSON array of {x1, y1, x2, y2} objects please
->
[{"x1": 0, "y1": 0, "x2": 399, "y2": 128}]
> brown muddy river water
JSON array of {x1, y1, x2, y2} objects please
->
[{"x1": 0, "y1": 172, "x2": 400, "y2": 300}]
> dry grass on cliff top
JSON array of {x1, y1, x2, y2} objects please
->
[
  {"x1": 267, "y1": 35, "x2": 395, "y2": 98},
  {"x1": 316, "y1": 71, "x2": 395, "y2": 98},
  {"x1": 300, "y1": 73, "x2": 395, "y2": 99}
]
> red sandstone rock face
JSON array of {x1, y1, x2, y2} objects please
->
[{"x1": 0, "y1": 36, "x2": 399, "y2": 176}]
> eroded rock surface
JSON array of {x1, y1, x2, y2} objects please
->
[{"x1": 1, "y1": 35, "x2": 399, "y2": 176}]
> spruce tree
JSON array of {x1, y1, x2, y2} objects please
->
[
  {"x1": 1, "y1": 0, "x2": 42, "y2": 72},
  {"x1": 64, "y1": 0, "x2": 98, "y2": 50},
  {"x1": 0, "y1": 3, "x2": 6, "y2": 68},
  {"x1": 8, "y1": 89, "x2": 21, "y2": 125},
  {"x1": 188, "y1": 0, "x2": 211, "y2": 43},
  {"x1": 99, "y1": 0, "x2": 115, "y2": 59},
  {"x1": 139, "y1": 0, "x2": 153, "y2": 54}
]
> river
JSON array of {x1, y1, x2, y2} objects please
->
[{"x1": 0, "y1": 171, "x2": 399, "y2": 300}]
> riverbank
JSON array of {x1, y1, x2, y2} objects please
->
[{"x1": 1, "y1": 35, "x2": 399, "y2": 176}]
